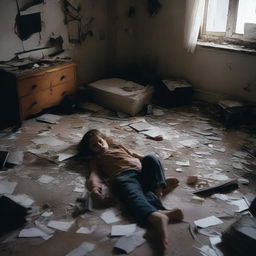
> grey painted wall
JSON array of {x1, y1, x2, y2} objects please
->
[
  {"x1": 110, "y1": 0, "x2": 256, "y2": 103},
  {"x1": 1, "y1": 0, "x2": 255, "y2": 103}
]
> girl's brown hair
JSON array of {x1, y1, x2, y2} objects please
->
[{"x1": 77, "y1": 129, "x2": 116, "y2": 158}]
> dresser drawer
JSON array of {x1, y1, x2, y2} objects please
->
[
  {"x1": 49, "y1": 81, "x2": 76, "y2": 105},
  {"x1": 19, "y1": 90, "x2": 51, "y2": 119},
  {"x1": 17, "y1": 74, "x2": 51, "y2": 97},
  {"x1": 48, "y1": 67, "x2": 75, "y2": 87}
]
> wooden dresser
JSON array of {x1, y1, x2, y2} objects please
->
[{"x1": 0, "y1": 61, "x2": 77, "y2": 128}]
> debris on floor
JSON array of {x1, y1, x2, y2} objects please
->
[{"x1": 0, "y1": 100, "x2": 255, "y2": 256}]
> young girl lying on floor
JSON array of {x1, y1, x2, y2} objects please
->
[{"x1": 78, "y1": 129, "x2": 184, "y2": 249}]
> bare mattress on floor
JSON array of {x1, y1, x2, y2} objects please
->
[{"x1": 87, "y1": 78, "x2": 154, "y2": 116}]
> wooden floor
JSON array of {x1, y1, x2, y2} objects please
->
[{"x1": 0, "y1": 102, "x2": 255, "y2": 256}]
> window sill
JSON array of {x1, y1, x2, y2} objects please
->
[{"x1": 197, "y1": 41, "x2": 256, "y2": 56}]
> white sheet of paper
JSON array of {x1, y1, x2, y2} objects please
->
[
  {"x1": 228, "y1": 199, "x2": 249, "y2": 212},
  {"x1": 176, "y1": 160, "x2": 190, "y2": 166},
  {"x1": 0, "y1": 180, "x2": 17, "y2": 194},
  {"x1": 129, "y1": 121, "x2": 153, "y2": 132},
  {"x1": 140, "y1": 129, "x2": 162, "y2": 138},
  {"x1": 38, "y1": 175, "x2": 55, "y2": 184},
  {"x1": 47, "y1": 220, "x2": 74, "y2": 231},
  {"x1": 76, "y1": 226, "x2": 96, "y2": 234},
  {"x1": 36, "y1": 114, "x2": 62, "y2": 124},
  {"x1": 198, "y1": 245, "x2": 218, "y2": 256},
  {"x1": 6, "y1": 194, "x2": 34, "y2": 207},
  {"x1": 19, "y1": 227, "x2": 52, "y2": 240},
  {"x1": 41, "y1": 211, "x2": 53, "y2": 217},
  {"x1": 194, "y1": 216, "x2": 223, "y2": 228},
  {"x1": 73, "y1": 186, "x2": 86, "y2": 193},
  {"x1": 114, "y1": 231, "x2": 146, "y2": 254},
  {"x1": 65, "y1": 242, "x2": 95, "y2": 256},
  {"x1": 6, "y1": 151, "x2": 23, "y2": 165},
  {"x1": 111, "y1": 224, "x2": 137, "y2": 237},
  {"x1": 100, "y1": 209, "x2": 121, "y2": 224},
  {"x1": 57, "y1": 152, "x2": 76, "y2": 161},
  {"x1": 209, "y1": 236, "x2": 222, "y2": 246}
]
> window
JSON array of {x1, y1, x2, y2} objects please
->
[{"x1": 200, "y1": 0, "x2": 256, "y2": 44}]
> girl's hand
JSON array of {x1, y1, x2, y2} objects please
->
[
  {"x1": 132, "y1": 152, "x2": 144, "y2": 160},
  {"x1": 91, "y1": 187, "x2": 104, "y2": 200},
  {"x1": 91, "y1": 186, "x2": 110, "y2": 201}
]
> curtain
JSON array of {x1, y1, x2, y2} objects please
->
[{"x1": 184, "y1": 0, "x2": 205, "y2": 53}]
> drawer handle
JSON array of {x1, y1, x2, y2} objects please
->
[
  {"x1": 61, "y1": 91, "x2": 67, "y2": 96},
  {"x1": 60, "y1": 75, "x2": 66, "y2": 81},
  {"x1": 31, "y1": 84, "x2": 38, "y2": 90}
]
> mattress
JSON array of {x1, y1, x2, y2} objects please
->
[{"x1": 87, "y1": 78, "x2": 154, "y2": 116}]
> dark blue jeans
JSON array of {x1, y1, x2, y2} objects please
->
[{"x1": 111, "y1": 153, "x2": 167, "y2": 226}]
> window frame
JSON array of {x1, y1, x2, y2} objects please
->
[{"x1": 200, "y1": 0, "x2": 256, "y2": 44}]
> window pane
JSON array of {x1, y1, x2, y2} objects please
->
[
  {"x1": 236, "y1": 0, "x2": 256, "y2": 34},
  {"x1": 206, "y1": 0, "x2": 229, "y2": 32}
]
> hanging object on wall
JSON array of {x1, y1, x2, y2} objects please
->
[
  {"x1": 63, "y1": 0, "x2": 94, "y2": 44},
  {"x1": 147, "y1": 0, "x2": 162, "y2": 16},
  {"x1": 15, "y1": 0, "x2": 43, "y2": 41},
  {"x1": 15, "y1": 12, "x2": 42, "y2": 41}
]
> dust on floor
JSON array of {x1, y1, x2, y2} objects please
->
[{"x1": 0, "y1": 102, "x2": 255, "y2": 256}]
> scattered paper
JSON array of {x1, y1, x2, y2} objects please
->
[
  {"x1": 111, "y1": 224, "x2": 137, "y2": 237},
  {"x1": 6, "y1": 151, "x2": 24, "y2": 165},
  {"x1": 209, "y1": 236, "x2": 222, "y2": 246},
  {"x1": 65, "y1": 242, "x2": 95, "y2": 256},
  {"x1": 176, "y1": 160, "x2": 190, "y2": 167},
  {"x1": 140, "y1": 128, "x2": 163, "y2": 139},
  {"x1": 114, "y1": 231, "x2": 146, "y2": 254},
  {"x1": 41, "y1": 211, "x2": 53, "y2": 217},
  {"x1": 0, "y1": 180, "x2": 17, "y2": 194},
  {"x1": 6, "y1": 194, "x2": 34, "y2": 207},
  {"x1": 73, "y1": 186, "x2": 86, "y2": 193},
  {"x1": 194, "y1": 216, "x2": 223, "y2": 228},
  {"x1": 38, "y1": 175, "x2": 55, "y2": 184},
  {"x1": 175, "y1": 168, "x2": 183, "y2": 172},
  {"x1": 36, "y1": 114, "x2": 62, "y2": 124},
  {"x1": 197, "y1": 245, "x2": 218, "y2": 256},
  {"x1": 19, "y1": 227, "x2": 52, "y2": 240},
  {"x1": 47, "y1": 220, "x2": 74, "y2": 231},
  {"x1": 76, "y1": 226, "x2": 96, "y2": 234},
  {"x1": 100, "y1": 209, "x2": 122, "y2": 224},
  {"x1": 228, "y1": 199, "x2": 249, "y2": 212},
  {"x1": 129, "y1": 121, "x2": 153, "y2": 132},
  {"x1": 57, "y1": 152, "x2": 76, "y2": 161}
]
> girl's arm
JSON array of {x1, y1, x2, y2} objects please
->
[
  {"x1": 86, "y1": 160, "x2": 105, "y2": 200},
  {"x1": 120, "y1": 145, "x2": 144, "y2": 160}
]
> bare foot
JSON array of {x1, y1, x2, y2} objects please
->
[
  {"x1": 154, "y1": 177, "x2": 179, "y2": 197},
  {"x1": 159, "y1": 208, "x2": 184, "y2": 222},
  {"x1": 148, "y1": 211, "x2": 169, "y2": 249}
]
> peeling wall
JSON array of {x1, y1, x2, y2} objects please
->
[
  {"x1": 0, "y1": 0, "x2": 108, "y2": 84},
  {"x1": 134, "y1": 0, "x2": 256, "y2": 103},
  {"x1": 110, "y1": 0, "x2": 256, "y2": 103}
]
